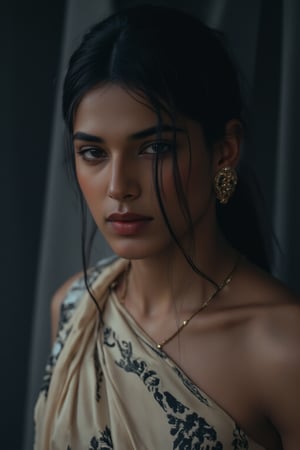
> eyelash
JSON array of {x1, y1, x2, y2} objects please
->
[
  {"x1": 141, "y1": 141, "x2": 173, "y2": 155},
  {"x1": 76, "y1": 140, "x2": 173, "y2": 163},
  {"x1": 76, "y1": 147, "x2": 106, "y2": 162}
]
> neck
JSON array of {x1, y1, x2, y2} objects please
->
[{"x1": 122, "y1": 228, "x2": 237, "y2": 318}]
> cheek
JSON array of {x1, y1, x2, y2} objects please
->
[
  {"x1": 75, "y1": 164, "x2": 104, "y2": 206},
  {"x1": 160, "y1": 154, "x2": 213, "y2": 218},
  {"x1": 159, "y1": 153, "x2": 195, "y2": 201},
  {"x1": 160, "y1": 167, "x2": 175, "y2": 198}
]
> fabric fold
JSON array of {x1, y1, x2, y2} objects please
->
[{"x1": 34, "y1": 258, "x2": 265, "y2": 450}]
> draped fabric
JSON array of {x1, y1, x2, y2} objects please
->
[
  {"x1": 34, "y1": 257, "x2": 265, "y2": 450},
  {"x1": 22, "y1": 0, "x2": 300, "y2": 449}
]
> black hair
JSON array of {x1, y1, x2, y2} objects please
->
[{"x1": 62, "y1": 5, "x2": 272, "y2": 305}]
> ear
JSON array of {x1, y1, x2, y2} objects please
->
[{"x1": 212, "y1": 119, "x2": 242, "y2": 171}]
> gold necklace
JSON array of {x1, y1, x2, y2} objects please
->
[{"x1": 117, "y1": 256, "x2": 240, "y2": 350}]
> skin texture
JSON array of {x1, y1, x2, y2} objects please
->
[
  {"x1": 73, "y1": 85, "x2": 227, "y2": 260},
  {"x1": 65, "y1": 83, "x2": 300, "y2": 449}
]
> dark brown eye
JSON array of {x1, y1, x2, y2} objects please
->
[
  {"x1": 141, "y1": 141, "x2": 172, "y2": 155},
  {"x1": 77, "y1": 147, "x2": 107, "y2": 161}
]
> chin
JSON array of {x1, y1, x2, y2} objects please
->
[
  {"x1": 108, "y1": 238, "x2": 173, "y2": 261},
  {"x1": 111, "y1": 248, "x2": 155, "y2": 261}
]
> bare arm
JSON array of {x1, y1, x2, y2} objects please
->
[{"x1": 256, "y1": 304, "x2": 300, "y2": 449}]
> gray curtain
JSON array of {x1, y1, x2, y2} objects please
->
[
  {"x1": 22, "y1": 0, "x2": 300, "y2": 448},
  {"x1": 22, "y1": 1, "x2": 113, "y2": 449},
  {"x1": 273, "y1": 0, "x2": 300, "y2": 284},
  {"x1": 1, "y1": 1, "x2": 65, "y2": 449}
]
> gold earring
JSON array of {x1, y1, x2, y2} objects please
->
[{"x1": 214, "y1": 167, "x2": 237, "y2": 204}]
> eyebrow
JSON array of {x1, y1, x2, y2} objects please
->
[{"x1": 72, "y1": 124, "x2": 185, "y2": 143}]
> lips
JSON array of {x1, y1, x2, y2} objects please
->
[
  {"x1": 107, "y1": 212, "x2": 152, "y2": 222},
  {"x1": 106, "y1": 212, "x2": 153, "y2": 235}
]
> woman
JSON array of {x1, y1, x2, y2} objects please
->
[{"x1": 34, "y1": 5, "x2": 300, "y2": 449}]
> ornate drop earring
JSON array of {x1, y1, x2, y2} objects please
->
[{"x1": 214, "y1": 166, "x2": 237, "y2": 204}]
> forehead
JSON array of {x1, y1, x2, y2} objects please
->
[
  {"x1": 74, "y1": 84, "x2": 164, "y2": 135},
  {"x1": 73, "y1": 83, "x2": 206, "y2": 150}
]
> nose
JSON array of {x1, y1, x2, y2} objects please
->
[{"x1": 107, "y1": 156, "x2": 140, "y2": 201}]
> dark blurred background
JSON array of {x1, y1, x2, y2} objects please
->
[
  {"x1": 1, "y1": 1, "x2": 65, "y2": 448},
  {"x1": 1, "y1": 1, "x2": 299, "y2": 449}
]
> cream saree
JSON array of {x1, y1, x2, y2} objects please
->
[{"x1": 34, "y1": 257, "x2": 265, "y2": 450}]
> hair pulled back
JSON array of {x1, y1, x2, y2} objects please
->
[{"x1": 63, "y1": 4, "x2": 271, "y2": 276}]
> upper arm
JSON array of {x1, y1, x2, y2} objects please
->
[
  {"x1": 256, "y1": 305, "x2": 300, "y2": 449},
  {"x1": 268, "y1": 348, "x2": 300, "y2": 449},
  {"x1": 50, "y1": 271, "x2": 83, "y2": 344}
]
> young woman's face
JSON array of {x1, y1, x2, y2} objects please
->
[{"x1": 73, "y1": 84, "x2": 217, "y2": 260}]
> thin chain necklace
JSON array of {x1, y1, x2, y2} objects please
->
[{"x1": 117, "y1": 255, "x2": 240, "y2": 350}]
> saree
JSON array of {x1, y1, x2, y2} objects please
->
[{"x1": 34, "y1": 257, "x2": 265, "y2": 450}]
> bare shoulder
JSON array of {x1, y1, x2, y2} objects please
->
[
  {"x1": 238, "y1": 261, "x2": 300, "y2": 448},
  {"x1": 235, "y1": 257, "x2": 299, "y2": 307},
  {"x1": 237, "y1": 258, "x2": 300, "y2": 364},
  {"x1": 51, "y1": 271, "x2": 83, "y2": 343},
  {"x1": 251, "y1": 304, "x2": 300, "y2": 449},
  {"x1": 250, "y1": 299, "x2": 300, "y2": 363}
]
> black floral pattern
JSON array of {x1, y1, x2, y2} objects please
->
[
  {"x1": 40, "y1": 256, "x2": 117, "y2": 397},
  {"x1": 93, "y1": 342, "x2": 103, "y2": 402},
  {"x1": 168, "y1": 413, "x2": 223, "y2": 450},
  {"x1": 88, "y1": 426, "x2": 113, "y2": 450},
  {"x1": 232, "y1": 427, "x2": 249, "y2": 449},
  {"x1": 103, "y1": 326, "x2": 226, "y2": 449},
  {"x1": 66, "y1": 427, "x2": 113, "y2": 450},
  {"x1": 42, "y1": 256, "x2": 255, "y2": 449},
  {"x1": 172, "y1": 366, "x2": 210, "y2": 406},
  {"x1": 40, "y1": 323, "x2": 72, "y2": 397}
]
